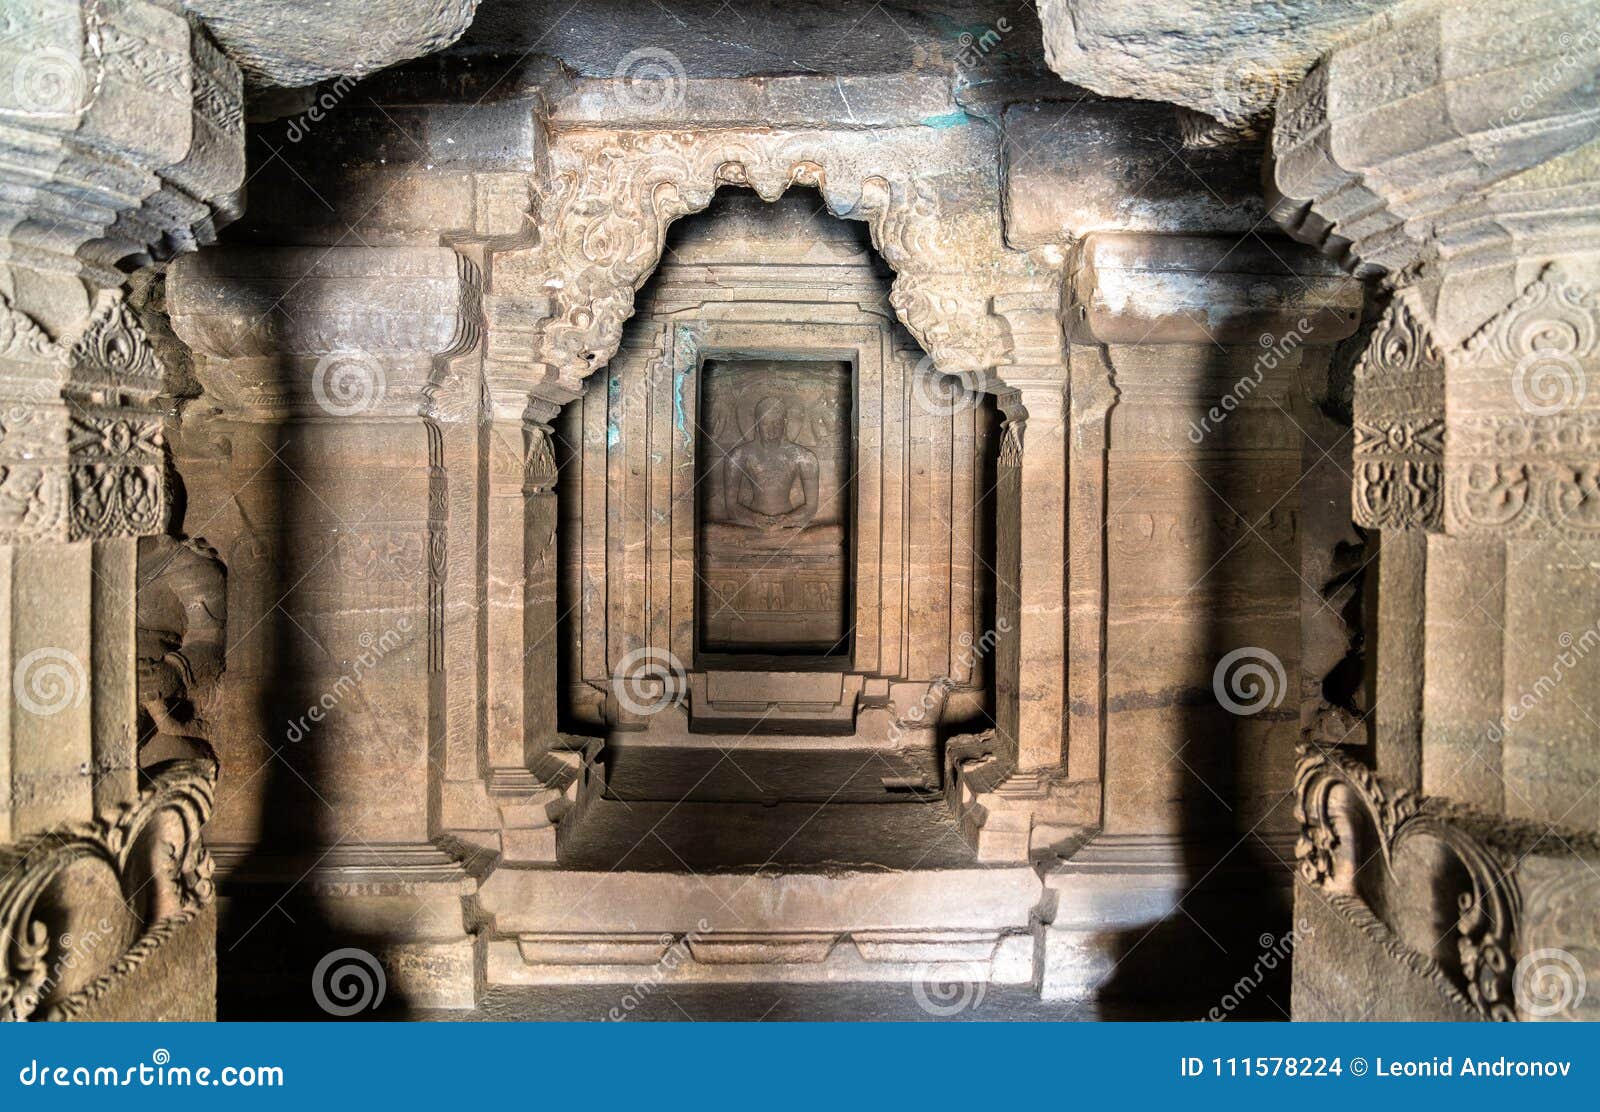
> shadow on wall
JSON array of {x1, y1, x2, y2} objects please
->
[
  {"x1": 1090, "y1": 344, "x2": 1302, "y2": 1020},
  {"x1": 214, "y1": 406, "x2": 419, "y2": 1021}
]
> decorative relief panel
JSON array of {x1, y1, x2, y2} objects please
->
[
  {"x1": 489, "y1": 127, "x2": 1061, "y2": 398},
  {"x1": 1351, "y1": 294, "x2": 1445, "y2": 531},
  {"x1": 1447, "y1": 266, "x2": 1600, "y2": 539},
  {"x1": 0, "y1": 292, "x2": 170, "y2": 543}
]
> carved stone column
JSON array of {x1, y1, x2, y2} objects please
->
[
  {"x1": 474, "y1": 386, "x2": 579, "y2": 865},
  {"x1": 1037, "y1": 230, "x2": 1361, "y2": 1002},
  {"x1": 167, "y1": 244, "x2": 481, "y2": 1009},
  {"x1": 1272, "y1": 0, "x2": 1600, "y2": 1019},
  {"x1": 949, "y1": 282, "x2": 1102, "y2": 863},
  {"x1": 0, "y1": 0, "x2": 242, "y2": 1019}
]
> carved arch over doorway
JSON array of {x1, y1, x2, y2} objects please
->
[{"x1": 481, "y1": 126, "x2": 1066, "y2": 404}]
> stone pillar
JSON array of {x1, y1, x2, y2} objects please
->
[
  {"x1": 1038, "y1": 231, "x2": 1360, "y2": 1002},
  {"x1": 0, "y1": 0, "x2": 242, "y2": 1018},
  {"x1": 476, "y1": 386, "x2": 580, "y2": 865},
  {"x1": 999, "y1": 375, "x2": 1069, "y2": 773},
  {"x1": 949, "y1": 287, "x2": 1100, "y2": 863},
  {"x1": 167, "y1": 244, "x2": 481, "y2": 1010},
  {"x1": 1273, "y1": 0, "x2": 1600, "y2": 1020}
]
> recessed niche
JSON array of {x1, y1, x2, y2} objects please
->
[{"x1": 696, "y1": 357, "x2": 853, "y2": 660}]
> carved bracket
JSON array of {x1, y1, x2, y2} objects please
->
[
  {"x1": 1295, "y1": 746, "x2": 1520, "y2": 1020},
  {"x1": 0, "y1": 757, "x2": 217, "y2": 1021}
]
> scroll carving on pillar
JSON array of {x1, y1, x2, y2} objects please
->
[
  {"x1": 487, "y1": 127, "x2": 1046, "y2": 394},
  {"x1": 0, "y1": 758, "x2": 217, "y2": 1021},
  {"x1": 1351, "y1": 294, "x2": 1445, "y2": 531},
  {"x1": 1295, "y1": 746, "x2": 1520, "y2": 1021},
  {"x1": 1448, "y1": 265, "x2": 1600, "y2": 539}
]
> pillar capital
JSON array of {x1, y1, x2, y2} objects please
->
[
  {"x1": 0, "y1": 0, "x2": 245, "y2": 303},
  {"x1": 168, "y1": 246, "x2": 480, "y2": 422}
]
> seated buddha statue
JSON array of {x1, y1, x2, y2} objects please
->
[{"x1": 706, "y1": 396, "x2": 843, "y2": 551}]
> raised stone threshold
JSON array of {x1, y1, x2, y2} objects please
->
[{"x1": 476, "y1": 865, "x2": 1044, "y2": 985}]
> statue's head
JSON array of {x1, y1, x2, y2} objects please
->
[{"x1": 753, "y1": 396, "x2": 787, "y2": 443}]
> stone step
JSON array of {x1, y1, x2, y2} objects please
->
[{"x1": 476, "y1": 862, "x2": 1045, "y2": 986}]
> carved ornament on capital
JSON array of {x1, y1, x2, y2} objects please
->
[
  {"x1": 1351, "y1": 294, "x2": 1445, "y2": 532},
  {"x1": 1447, "y1": 265, "x2": 1600, "y2": 539},
  {"x1": 0, "y1": 291, "x2": 169, "y2": 542}
]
